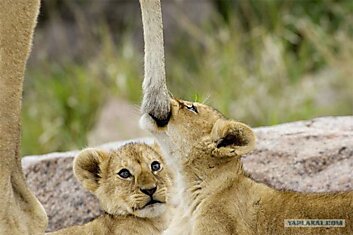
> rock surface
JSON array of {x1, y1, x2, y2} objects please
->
[
  {"x1": 24, "y1": 150, "x2": 101, "y2": 232},
  {"x1": 23, "y1": 116, "x2": 353, "y2": 232},
  {"x1": 243, "y1": 116, "x2": 353, "y2": 192}
]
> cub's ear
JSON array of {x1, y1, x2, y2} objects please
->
[
  {"x1": 73, "y1": 148, "x2": 109, "y2": 193},
  {"x1": 211, "y1": 119, "x2": 255, "y2": 158}
]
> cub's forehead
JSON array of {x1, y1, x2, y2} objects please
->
[
  {"x1": 111, "y1": 143, "x2": 163, "y2": 166},
  {"x1": 177, "y1": 99, "x2": 224, "y2": 116}
]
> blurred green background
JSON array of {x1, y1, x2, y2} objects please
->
[{"x1": 22, "y1": 0, "x2": 353, "y2": 156}]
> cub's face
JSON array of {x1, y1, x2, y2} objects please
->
[
  {"x1": 140, "y1": 98, "x2": 255, "y2": 165},
  {"x1": 74, "y1": 143, "x2": 172, "y2": 218},
  {"x1": 141, "y1": 99, "x2": 222, "y2": 160}
]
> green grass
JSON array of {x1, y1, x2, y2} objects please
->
[
  {"x1": 22, "y1": 65, "x2": 105, "y2": 154},
  {"x1": 22, "y1": 35, "x2": 143, "y2": 156},
  {"x1": 22, "y1": 1, "x2": 353, "y2": 156}
]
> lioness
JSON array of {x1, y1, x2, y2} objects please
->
[
  {"x1": 0, "y1": 0, "x2": 48, "y2": 233},
  {"x1": 49, "y1": 143, "x2": 172, "y2": 235},
  {"x1": 140, "y1": 98, "x2": 353, "y2": 235}
]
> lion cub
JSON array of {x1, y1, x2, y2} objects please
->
[
  {"x1": 140, "y1": 98, "x2": 353, "y2": 235},
  {"x1": 49, "y1": 143, "x2": 172, "y2": 235}
]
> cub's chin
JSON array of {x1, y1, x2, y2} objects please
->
[{"x1": 134, "y1": 203, "x2": 167, "y2": 218}]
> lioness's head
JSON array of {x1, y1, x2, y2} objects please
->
[
  {"x1": 140, "y1": 99, "x2": 255, "y2": 164},
  {"x1": 73, "y1": 143, "x2": 171, "y2": 218}
]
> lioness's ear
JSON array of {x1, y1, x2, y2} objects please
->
[
  {"x1": 211, "y1": 119, "x2": 255, "y2": 157},
  {"x1": 73, "y1": 148, "x2": 109, "y2": 193}
]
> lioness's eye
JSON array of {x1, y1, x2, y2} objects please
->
[
  {"x1": 186, "y1": 104, "x2": 198, "y2": 114},
  {"x1": 151, "y1": 161, "x2": 161, "y2": 172},
  {"x1": 118, "y1": 169, "x2": 132, "y2": 179}
]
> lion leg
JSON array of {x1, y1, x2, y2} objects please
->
[{"x1": 0, "y1": 0, "x2": 47, "y2": 234}]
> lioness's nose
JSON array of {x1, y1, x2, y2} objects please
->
[{"x1": 140, "y1": 186, "x2": 157, "y2": 196}]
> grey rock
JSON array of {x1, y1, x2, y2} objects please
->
[
  {"x1": 23, "y1": 116, "x2": 353, "y2": 232},
  {"x1": 243, "y1": 116, "x2": 353, "y2": 192}
]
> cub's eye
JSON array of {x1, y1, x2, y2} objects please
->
[
  {"x1": 151, "y1": 161, "x2": 161, "y2": 172},
  {"x1": 186, "y1": 104, "x2": 198, "y2": 114},
  {"x1": 117, "y1": 169, "x2": 132, "y2": 179}
]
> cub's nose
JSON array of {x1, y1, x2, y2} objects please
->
[{"x1": 140, "y1": 186, "x2": 157, "y2": 196}]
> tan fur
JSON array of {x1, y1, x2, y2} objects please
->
[
  {"x1": 140, "y1": 99, "x2": 353, "y2": 235},
  {"x1": 0, "y1": 0, "x2": 48, "y2": 234},
  {"x1": 139, "y1": 0, "x2": 171, "y2": 122},
  {"x1": 49, "y1": 143, "x2": 173, "y2": 235}
]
